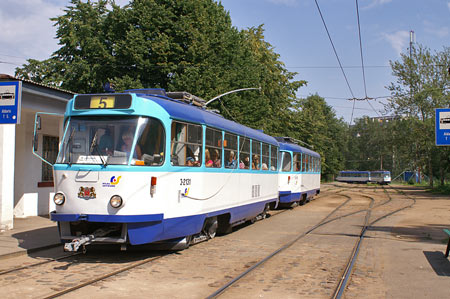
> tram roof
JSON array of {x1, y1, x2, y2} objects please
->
[
  {"x1": 140, "y1": 94, "x2": 278, "y2": 145},
  {"x1": 278, "y1": 141, "x2": 320, "y2": 158}
]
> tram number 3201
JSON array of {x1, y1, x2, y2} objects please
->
[{"x1": 180, "y1": 178, "x2": 192, "y2": 186}]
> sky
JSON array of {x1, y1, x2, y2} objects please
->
[{"x1": 0, "y1": 0, "x2": 449, "y2": 123}]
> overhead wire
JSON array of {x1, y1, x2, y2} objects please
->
[
  {"x1": 355, "y1": 0, "x2": 380, "y2": 120},
  {"x1": 313, "y1": 0, "x2": 356, "y2": 102}
]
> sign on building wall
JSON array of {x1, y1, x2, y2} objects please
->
[
  {"x1": 0, "y1": 81, "x2": 22, "y2": 124},
  {"x1": 435, "y1": 108, "x2": 450, "y2": 146}
]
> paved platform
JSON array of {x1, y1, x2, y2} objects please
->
[{"x1": 0, "y1": 216, "x2": 60, "y2": 259}]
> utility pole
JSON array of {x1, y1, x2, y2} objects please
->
[
  {"x1": 409, "y1": 30, "x2": 420, "y2": 183},
  {"x1": 409, "y1": 30, "x2": 415, "y2": 101}
]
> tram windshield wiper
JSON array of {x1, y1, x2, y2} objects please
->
[{"x1": 90, "y1": 132, "x2": 107, "y2": 167}]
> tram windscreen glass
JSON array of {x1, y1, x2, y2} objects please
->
[
  {"x1": 74, "y1": 94, "x2": 132, "y2": 109},
  {"x1": 56, "y1": 116, "x2": 165, "y2": 166}
]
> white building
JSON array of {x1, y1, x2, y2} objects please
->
[{"x1": 0, "y1": 74, "x2": 74, "y2": 231}]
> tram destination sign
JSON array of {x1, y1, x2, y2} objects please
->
[
  {"x1": 435, "y1": 108, "x2": 450, "y2": 146},
  {"x1": 74, "y1": 94, "x2": 132, "y2": 110},
  {"x1": 0, "y1": 81, "x2": 22, "y2": 124}
]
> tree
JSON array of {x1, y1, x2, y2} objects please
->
[
  {"x1": 286, "y1": 94, "x2": 347, "y2": 180},
  {"x1": 15, "y1": 0, "x2": 304, "y2": 133},
  {"x1": 386, "y1": 44, "x2": 450, "y2": 186}
]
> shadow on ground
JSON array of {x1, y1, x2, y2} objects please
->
[{"x1": 423, "y1": 251, "x2": 450, "y2": 276}]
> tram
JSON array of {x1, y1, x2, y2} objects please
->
[
  {"x1": 35, "y1": 89, "x2": 281, "y2": 251},
  {"x1": 336, "y1": 171, "x2": 371, "y2": 184}
]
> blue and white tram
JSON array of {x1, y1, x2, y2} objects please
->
[
  {"x1": 336, "y1": 171, "x2": 371, "y2": 184},
  {"x1": 44, "y1": 89, "x2": 280, "y2": 251},
  {"x1": 276, "y1": 138, "x2": 321, "y2": 207},
  {"x1": 370, "y1": 171, "x2": 391, "y2": 185}
]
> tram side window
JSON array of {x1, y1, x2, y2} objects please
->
[
  {"x1": 301, "y1": 153, "x2": 306, "y2": 172},
  {"x1": 239, "y1": 137, "x2": 250, "y2": 169},
  {"x1": 261, "y1": 143, "x2": 269, "y2": 171},
  {"x1": 205, "y1": 127, "x2": 222, "y2": 168},
  {"x1": 224, "y1": 132, "x2": 238, "y2": 169},
  {"x1": 293, "y1": 153, "x2": 301, "y2": 172},
  {"x1": 251, "y1": 140, "x2": 261, "y2": 170},
  {"x1": 171, "y1": 121, "x2": 202, "y2": 166},
  {"x1": 305, "y1": 155, "x2": 310, "y2": 172},
  {"x1": 135, "y1": 118, "x2": 165, "y2": 166},
  {"x1": 281, "y1": 152, "x2": 292, "y2": 172},
  {"x1": 270, "y1": 145, "x2": 278, "y2": 171}
]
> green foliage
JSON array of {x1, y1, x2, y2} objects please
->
[
  {"x1": 15, "y1": 0, "x2": 350, "y2": 177},
  {"x1": 345, "y1": 44, "x2": 449, "y2": 187},
  {"x1": 285, "y1": 94, "x2": 347, "y2": 179},
  {"x1": 15, "y1": 0, "x2": 306, "y2": 134}
]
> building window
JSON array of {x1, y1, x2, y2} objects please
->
[{"x1": 42, "y1": 135, "x2": 59, "y2": 181}]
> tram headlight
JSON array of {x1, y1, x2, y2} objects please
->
[
  {"x1": 54, "y1": 193, "x2": 65, "y2": 205},
  {"x1": 110, "y1": 195, "x2": 123, "y2": 208}
]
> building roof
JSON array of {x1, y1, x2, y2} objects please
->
[{"x1": 0, "y1": 74, "x2": 75, "y2": 95}]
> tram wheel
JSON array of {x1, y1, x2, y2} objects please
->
[
  {"x1": 261, "y1": 204, "x2": 270, "y2": 219},
  {"x1": 205, "y1": 217, "x2": 218, "y2": 239}
]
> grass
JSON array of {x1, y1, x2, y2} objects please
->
[
  {"x1": 391, "y1": 181, "x2": 450, "y2": 195},
  {"x1": 427, "y1": 184, "x2": 450, "y2": 195}
]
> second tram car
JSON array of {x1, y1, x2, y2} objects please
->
[{"x1": 276, "y1": 137, "x2": 321, "y2": 206}]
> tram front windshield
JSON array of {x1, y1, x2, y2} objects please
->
[{"x1": 56, "y1": 116, "x2": 165, "y2": 166}]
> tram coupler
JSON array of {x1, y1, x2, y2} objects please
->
[
  {"x1": 63, "y1": 227, "x2": 117, "y2": 252},
  {"x1": 64, "y1": 234, "x2": 95, "y2": 252}
]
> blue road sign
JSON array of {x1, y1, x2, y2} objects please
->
[
  {"x1": 436, "y1": 108, "x2": 450, "y2": 146},
  {"x1": 0, "y1": 81, "x2": 22, "y2": 124}
]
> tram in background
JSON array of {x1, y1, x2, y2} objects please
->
[
  {"x1": 370, "y1": 170, "x2": 391, "y2": 185},
  {"x1": 336, "y1": 170, "x2": 371, "y2": 184},
  {"x1": 276, "y1": 137, "x2": 321, "y2": 207},
  {"x1": 35, "y1": 89, "x2": 286, "y2": 251}
]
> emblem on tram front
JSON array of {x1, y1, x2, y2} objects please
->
[{"x1": 78, "y1": 187, "x2": 96, "y2": 199}]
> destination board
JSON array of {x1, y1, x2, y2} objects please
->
[{"x1": 74, "y1": 94, "x2": 132, "y2": 110}]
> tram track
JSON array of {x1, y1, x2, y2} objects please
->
[
  {"x1": 206, "y1": 192, "x2": 356, "y2": 298},
  {"x1": 41, "y1": 254, "x2": 165, "y2": 299},
  {"x1": 206, "y1": 184, "x2": 415, "y2": 298},
  {"x1": 0, "y1": 248, "x2": 168, "y2": 299},
  {"x1": 332, "y1": 184, "x2": 416, "y2": 299},
  {"x1": 0, "y1": 252, "x2": 81, "y2": 276},
  {"x1": 0, "y1": 184, "x2": 418, "y2": 298}
]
